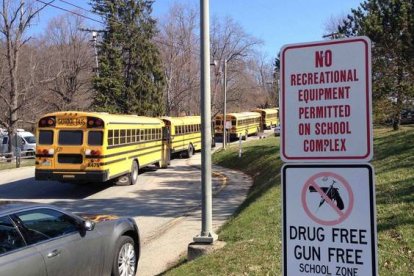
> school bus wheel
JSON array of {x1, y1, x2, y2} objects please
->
[
  {"x1": 116, "y1": 160, "x2": 139, "y2": 186},
  {"x1": 185, "y1": 144, "x2": 194, "y2": 158}
]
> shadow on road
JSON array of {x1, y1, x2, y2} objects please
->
[{"x1": 0, "y1": 178, "x2": 113, "y2": 199}]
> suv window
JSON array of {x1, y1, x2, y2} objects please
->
[
  {"x1": 0, "y1": 216, "x2": 25, "y2": 255},
  {"x1": 15, "y1": 208, "x2": 78, "y2": 245}
]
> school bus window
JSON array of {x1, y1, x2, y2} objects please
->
[
  {"x1": 39, "y1": 130, "x2": 54, "y2": 145},
  {"x1": 131, "y1": 129, "x2": 135, "y2": 143},
  {"x1": 108, "y1": 130, "x2": 113, "y2": 146},
  {"x1": 142, "y1": 129, "x2": 147, "y2": 141},
  {"x1": 153, "y1": 129, "x2": 156, "y2": 140},
  {"x1": 139, "y1": 129, "x2": 144, "y2": 141},
  {"x1": 126, "y1": 129, "x2": 130, "y2": 143},
  {"x1": 88, "y1": 131, "x2": 103, "y2": 146},
  {"x1": 59, "y1": 130, "x2": 83, "y2": 145},
  {"x1": 232, "y1": 120, "x2": 237, "y2": 126},
  {"x1": 135, "y1": 129, "x2": 140, "y2": 142},
  {"x1": 120, "y1": 130, "x2": 126, "y2": 144},
  {"x1": 114, "y1": 129, "x2": 119, "y2": 145}
]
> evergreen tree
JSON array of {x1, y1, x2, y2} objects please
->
[
  {"x1": 338, "y1": 0, "x2": 414, "y2": 130},
  {"x1": 91, "y1": 0, "x2": 165, "y2": 116}
]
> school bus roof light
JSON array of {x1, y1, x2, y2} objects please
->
[
  {"x1": 39, "y1": 116, "x2": 56, "y2": 127},
  {"x1": 87, "y1": 117, "x2": 104, "y2": 128}
]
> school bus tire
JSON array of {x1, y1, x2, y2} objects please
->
[
  {"x1": 212, "y1": 137, "x2": 216, "y2": 148},
  {"x1": 115, "y1": 160, "x2": 139, "y2": 186},
  {"x1": 185, "y1": 144, "x2": 194, "y2": 158}
]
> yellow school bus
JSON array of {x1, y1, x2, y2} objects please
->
[
  {"x1": 162, "y1": 116, "x2": 201, "y2": 158},
  {"x1": 35, "y1": 111, "x2": 169, "y2": 185},
  {"x1": 214, "y1": 112, "x2": 261, "y2": 140},
  {"x1": 252, "y1": 108, "x2": 279, "y2": 129}
]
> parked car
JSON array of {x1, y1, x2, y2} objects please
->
[
  {"x1": 0, "y1": 129, "x2": 36, "y2": 156},
  {"x1": 0, "y1": 201, "x2": 140, "y2": 276}
]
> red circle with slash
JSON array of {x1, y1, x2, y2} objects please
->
[{"x1": 301, "y1": 172, "x2": 354, "y2": 226}]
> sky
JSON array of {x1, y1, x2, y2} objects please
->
[{"x1": 30, "y1": 0, "x2": 363, "y2": 58}]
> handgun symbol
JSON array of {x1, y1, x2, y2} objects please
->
[{"x1": 309, "y1": 180, "x2": 344, "y2": 211}]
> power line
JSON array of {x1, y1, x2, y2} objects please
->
[
  {"x1": 34, "y1": 0, "x2": 103, "y2": 24},
  {"x1": 59, "y1": 0, "x2": 94, "y2": 15}
]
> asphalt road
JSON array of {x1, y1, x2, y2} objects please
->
[
  {"x1": 0, "y1": 130, "x2": 270, "y2": 275},
  {"x1": 0, "y1": 152, "x2": 220, "y2": 241}
]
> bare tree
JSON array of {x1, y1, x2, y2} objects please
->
[
  {"x1": 210, "y1": 16, "x2": 262, "y2": 115},
  {"x1": 323, "y1": 13, "x2": 347, "y2": 38},
  {"x1": 157, "y1": 3, "x2": 199, "y2": 116},
  {"x1": 247, "y1": 53, "x2": 277, "y2": 108},
  {"x1": 0, "y1": 0, "x2": 49, "y2": 152},
  {"x1": 42, "y1": 12, "x2": 94, "y2": 111}
]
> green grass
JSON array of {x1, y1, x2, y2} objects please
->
[
  {"x1": 165, "y1": 126, "x2": 414, "y2": 275},
  {"x1": 0, "y1": 158, "x2": 35, "y2": 170}
]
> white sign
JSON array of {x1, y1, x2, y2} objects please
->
[
  {"x1": 282, "y1": 164, "x2": 377, "y2": 276},
  {"x1": 280, "y1": 37, "x2": 372, "y2": 162},
  {"x1": 225, "y1": 121, "x2": 232, "y2": 129}
]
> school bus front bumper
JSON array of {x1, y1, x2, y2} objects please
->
[{"x1": 35, "y1": 169, "x2": 109, "y2": 182}]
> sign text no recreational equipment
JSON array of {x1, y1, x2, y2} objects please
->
[{"x1": 280, "y1": 37, "x2": 372, "y2": 162}]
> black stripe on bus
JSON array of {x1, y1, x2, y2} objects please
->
[
  {"x1": 171, "y1": 137, "x2": 202, "y2": 143},
  {"x1": 107, "y1": 139, "x2": 163, "y2": 150},
  {"x1": 36, "y1": 154, "x2": 54, "y2": 158},
  {"x1": 128, "y1": 149, "x2": 163, "y2": 160},
  {"x1": 108, "y1": 122, "x2": 162, "y2": 126},
  {"x1": 86, "y1": 144, "x2": 163, "y2": 159},
  {"x1": 100, "y1": 158, "x2": 126, "y2": 166}
]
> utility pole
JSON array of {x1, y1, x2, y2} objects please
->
[
  {"x1": 193, "y1": 0, "x2": 217, "y2": 244},
  {"x1": 223, "y1": 59, "x2": 227, "y2": 149},
  {"x1": 92, "y1": 31, "x2": 99, "y2": 77}
]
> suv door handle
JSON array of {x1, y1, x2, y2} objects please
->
[{"x1": 47, "y1": 249, "x2": 61, "y2": 258}]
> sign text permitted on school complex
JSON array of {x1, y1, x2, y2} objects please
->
[
  {"x1": 280, "y1": 37, "x2": 372, "y2": 162},
  {"x1": 282, "y1": 164, "x2": 377, "y2": 276}
]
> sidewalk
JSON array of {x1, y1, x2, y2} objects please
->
[{"x1": 137, "y1": 152, "x2": 253, "y2": 276}]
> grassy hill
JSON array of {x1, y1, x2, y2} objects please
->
[{"x1": 165, "y1": 126, "x2": 414, "y2": 275}]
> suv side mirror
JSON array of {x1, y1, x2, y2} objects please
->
[{"x1": 83, "y1": 220, "x2": 95, "y2": 231}]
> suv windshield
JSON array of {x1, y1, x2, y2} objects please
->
[{"x1": 23, "y1": 136, "x2": 36, "y2": 144}]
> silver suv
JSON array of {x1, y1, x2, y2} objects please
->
[{"x1": 0, "y1": 201, "x2": 140, "y2": 276}]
